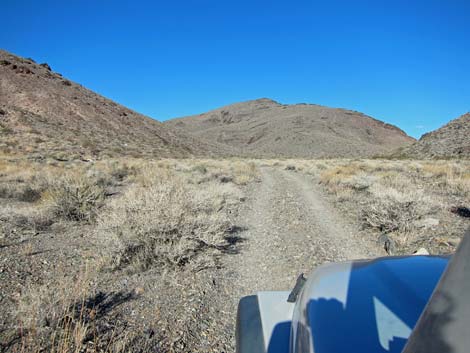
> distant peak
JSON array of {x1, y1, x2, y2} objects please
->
[{"x1": 252, "y1": 98, "x2": 280, "y2": 105}]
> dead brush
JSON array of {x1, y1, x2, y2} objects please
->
[
  {"x1": 361, "y1": 198, "x2": 419, "y2": 233},
  {"x1": 98, "y1": 171, "x2": 234, "y2": 273}
]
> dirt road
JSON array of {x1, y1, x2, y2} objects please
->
[{"x1": 214, "y1": 167, "x2": 382, "y2": 351}]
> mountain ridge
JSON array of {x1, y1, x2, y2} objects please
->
[
  {"x1": 395, "y1": 113, "x2": 470, "y2": 159},
  {"x1": 165, "y1": 98, "x2": 415, "y2": 158},
  {"x1": 0, "y1": 49, "x2": 229, "y2": 160}
]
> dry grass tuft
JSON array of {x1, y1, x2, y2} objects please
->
[{"x1": 13, "y1": 268, "x2": 93, "y2": 353}]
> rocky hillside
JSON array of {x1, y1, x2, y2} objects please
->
[
  {"x1": 395, "y1": 113, "x2": 470, "y2": 159},
  {"x1": 165, "y1": 98, "x2": 415, "y2": 158},
  {"x1": 0, "y1": 49, "x2": 225, "y2": 160}
]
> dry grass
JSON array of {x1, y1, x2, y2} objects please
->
[
  {"x1": 14, "y1": 267, "x2": 93, "y2": 353},
  {"x1": 12, "y1": 265, "x2": 141, "y2": 353}
]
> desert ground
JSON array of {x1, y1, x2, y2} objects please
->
[{"x1": 0, "y1": 155, "x2": 469, "y2": 353}]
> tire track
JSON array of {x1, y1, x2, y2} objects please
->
[{"x1": 216, "y1": 167, "x2": 381, "y2": 351}]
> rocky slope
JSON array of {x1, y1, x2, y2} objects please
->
[
  {"x1": 396, "y1": 113, "x2": 470, "y2": 159},
  {"x1": 165, "y1": 98, "x2": 415, "y2": 158},
  {"x1": 0, "y1": 49, "x2": 225, "y2": 160}
]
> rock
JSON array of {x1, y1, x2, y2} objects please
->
[
  {"x1": 450, "y1": 206, "x2": 470, "y2": 218},
  {"x1": 218, "y1": 175, "x2": 233, "y2": 183},
  {"x1": 416, "y1": 217, "x2": 440, "y2": 229},
  {"x1": 285, "y1": 165, "x2": 296, "y2": 171},
  {"x1": 40, "y1": 62, "x2": 51, "y2": 71},
  {"x1": 447, "y1": 237, "x2": 461, "y2": 247},
  {"x1": 14, "y1": 65, "x2": 33, "y2": 74},
  {"x1": 413, "y1": 248, "x2": 430, "y2": 255},
  {"x1": 377, "y1": 233, "x2": 396, "y2": 255}
]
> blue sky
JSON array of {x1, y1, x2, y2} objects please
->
[{"x1": 2, "y1": 0, "x2": 469, "y2": 138}]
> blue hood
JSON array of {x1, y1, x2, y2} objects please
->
[{"x1": 291, "y1": 256, "x2": 449, "y2": 353}]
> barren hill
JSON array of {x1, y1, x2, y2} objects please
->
[
  {"x1": 0, "y1": 49, "x2": 224, "y2": 160},
  {"x1": 395, "y1": 113, "x2": 470, "y2": 159},
  {"x1": 165, "y1": 98, "x2": 415, "y2": 158}
]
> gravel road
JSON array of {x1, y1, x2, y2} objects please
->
[{"x1": 213, "y1": 167, "x2": 382, "y2": 351}]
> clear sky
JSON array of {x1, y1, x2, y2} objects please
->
[{"x1": 2, "y1": 0, "x2": 469, "y2": 138}]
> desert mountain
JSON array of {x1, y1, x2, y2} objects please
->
[
  {"x1": 165, "y1": 98, "x2": 415, "y2": 158},
  {"x1": 0, "y1": 49, "x2": 225, "y2": 160},
  {"x1": 395, "y1": 113, "x2": 470, "y2": 159}
]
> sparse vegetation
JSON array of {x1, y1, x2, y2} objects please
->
[
  {"x1": 296, "y1": 159, "x2": 470, "y2": 253},
  {"x1": 0, "y1": 156, "x2": 257, "y2": 352},
  {"x1": 1, "y1": 155, "x2": 469, "y2": 352}
]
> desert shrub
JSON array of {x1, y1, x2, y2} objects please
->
[
  {"x1": 360, "y1": 185, "x2": 437, "y2": 233},
  {"x1": 110, "y1": 165, "x2": 132, "y2": 181},
  {"x1": 82, "y1": 168, "x2": 115, "y2": 189},
  {"x1": 4, "y1": 209, "x2": 53, "y2": 233},
  {"x1": 0, "y1": 184, "x2": 16, "y2": 199},
  {"x1": 0, "y1": 183, "x2": 42, "y2": 203},
  {"x1": 1, "y1": 125, "x2": 15, "y2": 135},
  {"x1": 45, "y1": 177, "x2": 105, "y2": 222},
  {"x1": 192, "y1": 164, "x2": 208, "y2": 174},
  {"x1": 345, "y1": 174, "x2": 376, "y2": 191},
  {"x1": 218, "y1": 174, "x2": 234, "y2": 183},
  {"x1": 80, "y1": 138, "x2": 95, "y2": 149},
  {"x1": 98, "y1": 174, "x2": 232, "y2": 273},
  {"x1": 17, "y1": 185, "x2": 42, "y2": 202},
  {"x1": 231, "y1": 161, "x2": 258, "y2": 185},
  {"x1": 320, "y1": 165, "x2": 376, "y2": 192},
  {"x1": 320, "y1": 164, "x2": 361, "y2": 186},
  {"x1": 27, "y1": 212, "x2": 54, "y2": 231}
]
